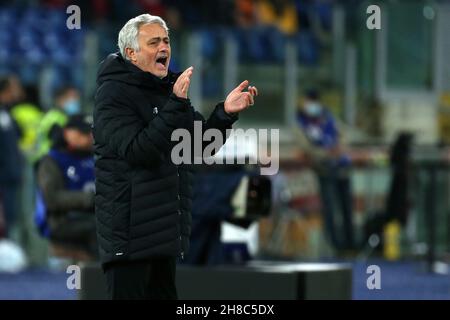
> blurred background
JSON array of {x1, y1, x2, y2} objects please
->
[{"x1": 0, "y1": 0, "x2": 449, "y2": 300}]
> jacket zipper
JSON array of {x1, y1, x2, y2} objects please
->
[{"x1": 177, "y1": 166, "x2": 184, "y2": 260}]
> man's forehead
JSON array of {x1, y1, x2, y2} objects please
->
[{"x1": 139, "y1": 23, "x2": 168, "y2": 38}]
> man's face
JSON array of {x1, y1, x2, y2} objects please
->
[
  {"x1": 302, "y1": 97, "x2": 323, "y2": 117},
  {"x1": 64, "y1": 128, "x2": 93, "y2": 151},
  {"x1": 0, "y1": 77, "x2": 24, "y2": 106},
  {"x1": 130, "y1": 23, "x2": 171, "y2": 78},
  {"x1": 57, "y1": 88, "x2": 80, "y2": 109},
  {"x1": 8, "y1": 77, "x2": 24, "y2": 103}
]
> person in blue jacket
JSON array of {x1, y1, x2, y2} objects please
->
[
  {"x1": 35, "y1": 114, "x2": 97, "y2": 260},
  {"x1": 293, "y1": 89, "x2": 355, "y2": 252}
]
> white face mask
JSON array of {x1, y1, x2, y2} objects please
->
[{"x1": 304, "y1": 102, "x2": 322, "y2": 117}]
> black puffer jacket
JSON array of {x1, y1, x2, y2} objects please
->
[{"x1": 93, "y1": 53, "x2": 238, "y2": 264}]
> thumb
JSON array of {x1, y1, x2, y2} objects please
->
[{"x1": 233, "y1": 80, "x2": 249, "y2": 93}]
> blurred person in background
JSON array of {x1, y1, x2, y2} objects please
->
[
  {"x1": 256, "y1": 0, "x2": 299, "y2": 61},
  {"x1": 256, "y1": 0, "x2": 299, "y2": 36},
  {"x1": 186, "y1": 165, "x2": 272, "y2": 266},
  {"x1": 0, "y1": 76, "x2": 24, "y2": 239},
  {"x1": 292, "y1": 89, "x2": 355, "y2": 254},
  {"x1": 6, "y1": 78, "x2": 46, "y2": 266},
  {"x1": 183, "y1": 167, "x2": 247, "y2": 266},
  {"x1": 35, "y1": 114, "x2": 96, "y2": 261},
  {"x1": 9, "y1": 81, "x2": 43, "y2": 163},
  {"x1": 236, "y1": 0, "x2": 257, "y2": 28},
  {"x1": 35, "y1": 85, "x2": 81, "y2": 161},
  {"x1": 94, "y1": 13, "x2": 257, "y2": 299}
]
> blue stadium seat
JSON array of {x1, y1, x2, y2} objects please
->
[
  {"x1": 314, "y1": 2, "x2": 332, "y2": 31},
  {"x1": 0, "y1": 7, "x2": 18, "y2": 28},
  {"x1": 296, "y1": 31, "x2": 319, "y2": 66},
  {"x1": 200, "y1": 30, "x2": 219, "y2": 59}
]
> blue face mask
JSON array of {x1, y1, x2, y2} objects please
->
[
  {"x1": 305, "y1": 102, "x2": 322, "y2": 117},
  {"x1": 63, "y1": 99, "x2": 81, "y2": 115}
]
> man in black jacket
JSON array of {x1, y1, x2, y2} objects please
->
[{"x1": 94, "y1": 13, "x2": 258, "y2": 300}]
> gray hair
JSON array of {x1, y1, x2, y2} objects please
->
[{"x1": 118, "y1": 14, "x2": 169, "y2": 60}]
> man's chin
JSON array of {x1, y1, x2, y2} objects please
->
[{"x1": 154, "y1": 70, "x2": 168, "y2": 79}]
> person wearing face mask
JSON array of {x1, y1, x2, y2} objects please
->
[
  {"x1": 35, "y1": 114, "x2": 97, "y2": 261},
  {"x1": 35, "y1": 86, "x2": 82, "y2": 161},
  {"x1": 292, "y1": 89, "x2": 355, "y2": 254}
]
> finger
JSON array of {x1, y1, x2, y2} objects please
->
[
  {"x1": 186, "y1": 70, "x2": 193, "y2": 80},
  {"x1": 233, "y1": 80, "x2": 249, "y2": 93},
  {"x1": 175, "y1": 75, "x2": 185, "y2": 87},
  {"x1": 177, "y1": 66, "x2": 194, "y2": 83},
  {"x1": 182, "y1": 78, "x2": 190, "y2": 95},
  {"x1": 246, "y1": 92, "x2": 254, "y2": 106},
  {"x1": 179, "y1": 73, "x2": 190, "y2": 86},
  {"x1": 249, "y1": 94, "x2": 254, "y2": 106},
  {"x1": 248, "y1": 86, "x2": 257, "y2": 97},
  {"x1": 183, "y1": 66, "x2": 194, "y2": 74},
  {"x1": 184, "y1": 66, "x2": 194, "y2": 78},
  {"x1": 252, "y1": 86, "x2": 258, "y2": 96}
]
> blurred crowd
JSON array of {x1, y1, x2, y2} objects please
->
[
  {"x1": 0, "y1": 0, "x2": 338, "y2": 110},
  {"x1": 4, "y1": 0, "x2": 336, "y2": 66},
  {"x1": 36, "y1": 0, "x2": 334, "y2": 32},
  {"x1": 0, "y1": 72, "x2": 97, "y2": 268}
]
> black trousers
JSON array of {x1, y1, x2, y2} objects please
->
[
  {"x1": 104, "y1": 257, "x2": 178, "y2": 300},
  {"x1": 317, "y1": 167, "x2": 355, "y2": 251}
]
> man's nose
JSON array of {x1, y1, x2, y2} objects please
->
[{"x1": 159, "y1": 43, "x2": 170, "y2": 52}]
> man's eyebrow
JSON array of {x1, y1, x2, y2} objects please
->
[{"x1": 148, "y1": 37, "x2": 170, "y2": 42}]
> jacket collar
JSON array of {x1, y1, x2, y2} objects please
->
[{"x1": 97, "y1": 52, "x2": 181, "y2": 93}]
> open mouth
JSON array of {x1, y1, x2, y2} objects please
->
[{"x1": 156, "y1": 56, "x2": 168, "y2": 68}]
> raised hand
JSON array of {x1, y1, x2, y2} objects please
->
[
  {"x1": 173, "y1": 66, "x2": 194, "y2": 99},
  {"x1": 224, "y1": 80, "x2": 258, "y2": 115}
]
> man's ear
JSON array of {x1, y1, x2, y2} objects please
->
[{"x1": 125, "y1": 47, "x2": 137, "y2": 62}]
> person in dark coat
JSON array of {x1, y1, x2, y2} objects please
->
[
  {"x1": 184, "y1": 167, "x2": 246, "y2": 266},
  {"x1": 0, "y1": 76, "x2": 23, "y2": 238},
  {"x1": 93, "y1": 13, "x2": 258, "y2": 300}
]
